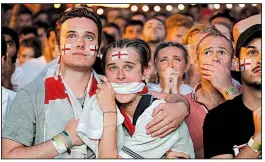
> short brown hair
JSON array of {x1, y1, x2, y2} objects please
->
[{"x1": 55, "y1": 6, "x2": 102, "y2": 49}]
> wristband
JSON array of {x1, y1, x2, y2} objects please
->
[
  {"x1": 103, "y1": 111, "x2": 117, "y2": 115},
  {"x1": 248, "y1": 136, "x2": 262, "y2": 152},
  {"x1": 224, "y1": 86, "x2": 238, "y2": 97},
  {"x1": 61, "y1": 131, "x2": 72, "y2": 155},
  {"x1": 51, "y1": 134, "x2": 67, "y2": 154}
]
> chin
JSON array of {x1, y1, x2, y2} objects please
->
[{"x1": 115, "y1": 94, "x2": 137, "y2": 104}]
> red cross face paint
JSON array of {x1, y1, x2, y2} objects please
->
[
  {"x1": 89, "y1": 44, "x2": 98, "y2": 56},
  {"x1": 240, "y1": 59, "x2": 252, "y2": 71},
  {"x1": 61, "y1": 44, "x2": 72, "y2": 55},
  {"x1": 111, "y1": 51, "x2": 128, "y2": 60}
]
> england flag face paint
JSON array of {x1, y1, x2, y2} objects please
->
[
  {"x1": 240, "y1": 59, "x2": 252, "y2": 71},
  {"x1": 111, "y1": 51, "x2": 128, "y2": 61},
  {"x1": 61, "y1": 44, "x2": 72, "y2": 55},
  {"x1": 89, "y1": 44, "x2": 98, "y2": 56}
]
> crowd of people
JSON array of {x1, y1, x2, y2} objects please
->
[{"x1": 1, "y1": 4, "x2": 261, "y2": 159}]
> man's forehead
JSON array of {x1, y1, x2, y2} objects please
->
[
  {"x1": 245, "y1": 38, "x2": 261, "y2": 47},
  {"x1": 145, "y1": 19, "x2": 163, "y2": 26}
]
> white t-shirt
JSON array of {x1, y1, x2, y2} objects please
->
[
  {"x1": 147, "y1": 83, "x2": 193, "y2": 96},
  {"x1": 18, "y1": 55, "x2": 48, "y2": 90},
  {"x1": 10, "y1": 61, "x2": 23, "y2": 92},
  {"x1": 2, "y1": 86, "x2": 16, "y2": 128}
]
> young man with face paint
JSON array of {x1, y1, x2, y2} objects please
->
[
  {"x1": 2, "y1": 6, "x2": 190, "y2": 159},
  {"x1": 203, "y1": 14, "x2": 261, "y2": 159}
]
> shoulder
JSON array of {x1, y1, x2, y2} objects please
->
[{"x1": 209, "y1": 94, "x2": 243, "y2": 115}]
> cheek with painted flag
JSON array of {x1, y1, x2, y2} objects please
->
[
  {"x1": 61, "y1": 44, "x2": 72, "y2": 55},
  {"x1": 240, "y1": 59, "x2": 252, "y2": 71},
  {"x1": 89, "y1": 44, "x2": 99, "y2": 57}
]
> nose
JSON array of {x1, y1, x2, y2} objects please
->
[
  {"x1": 212, "y1": 52, "x2": 220, "y2": 63},
  {"x1": 76, "y1": 37, "x2": 85, "y2": 50},
  {"x1": 117, "y1": 69, "x2": 126, "y2": 81},
  {"x1": 168, "y1": 60, "x2": 174, "y2": 68}
]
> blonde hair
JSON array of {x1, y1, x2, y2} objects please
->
[{"x1": 182, "y1": 24, "x2": 218, "y2": 45}]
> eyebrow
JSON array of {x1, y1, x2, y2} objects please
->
[
  {"x1": 124, "y1": 61, "x2": 136, "y2": 65},
  {"x1": 246, "y1": 46, "x2": 256, "y2": 49},
  {"x1": 6, "y1": 40, "x2": 14, "y2": 43},
  {"x1": 66, "y1": 31, "x2": 96, "y2": 37}
]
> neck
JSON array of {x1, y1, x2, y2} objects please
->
[
  {"x1": 188, "y1": 65, "x2": 201, "y2": 87},
  {"x1": 121, "y1": 95, "x2": 142, "y2": 118},
  {"x1": 242, "y1": 83, "x2": 261, "y2": 111},
  {"x1": 60, "y1": 64, "x2": 92, "y2": 98},
  {"x1": 198, "y1": 78, "x2": 225, "y2": 109}
]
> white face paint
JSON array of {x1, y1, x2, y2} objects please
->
[
  {"x1": 240, "y1": 59, "x2": 252, "y2": 71},
  {"x1": 61, "y1": 44, "x2": 72, "y2": 55},
  {"x1": 111, "y1": 51, "x2": 128, "y2": 61}
]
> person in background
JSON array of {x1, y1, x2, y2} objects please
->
[
  {"x1": 203, "y1": 14, "x2": 261, "y2": 159},
  {"x1": 34, "y1": 10, "x2": 51, "y2": 24},
  {"x1": 2, "y1": 34, "x2": 17, "y2": 128},
  {"x1": 142, "y1": 18, "x2": 166, "y2": 83},
  {"x1": 209, "y1": 10, "x2": 236, "y2": 32},
  {"x1": 123, "y1": 20, "x2": 143, "y2": 40},
  {"x1": 2, "y1": 27, "x2": 20, "y2": 90},
  {"x1": 131, "y1": 12, "x2": 147, "y2": 24},
  {"x1": 18, "y1": 29, "x2": 58, "y2": 90},
  {"x1": 2, "y1": 4, "x2": 13, "y2": 27},
  {"x1": 103, "y1": 23, "x2": 121, "y2": 42},
  {"x1": 11, "y1": 38, "x2": 42, "y2": 91},
  {"x1": 114, "y1": 16, "x2": 128, "y2": 35},
  {"x1": 2, "y1": 27, "x2": 20, "y2": 65},
  {"x1": 34, "y1": 21, "x2": 50, "y2": 50},
  {"x1": 165, "y1": 14, "x2": 193, "y2": 43},
  {"x1": 107, "y1": 9, "x2": 120, "y2": 23},
  {"x1": 19, "y1": 27, "x2": 38, "y2": 42}
]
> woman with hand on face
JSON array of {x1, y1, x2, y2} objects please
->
[
  {"x1": 147, "y1": 42, "x2": 192, "y2": 95},
  {"x1": 87, "y1": 39, "x2": 195, "y2": 159}
]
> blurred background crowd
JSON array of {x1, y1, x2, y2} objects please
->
[{"x1": 1, "y1": 3, "x2": 261, "y2": 91}]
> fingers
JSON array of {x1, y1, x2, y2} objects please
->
[
  {"x1": 99, "y1": 75, "x2": 109, "y2": 83},
  {"x1": 151, "y1": 104, "x2": 163, "y2": 117},
  {"x1": 200, "y1": 64, "x2": 215, "y2": 72},
  {"x1": 201, "y1": 69, "x2": 213, "y2": 76},
  {"x1": 148, "y1": 120, "x2": 169, "y2": 137},
  {"x1": 146, "y1": 111, "x2": 167, "y2": 134},
  {"x1": 159, "y1": 127, "x2": 174, "y2": 138},
  {"x1": 202, "y1": 75, "x2": 211, "y2": 81}
]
